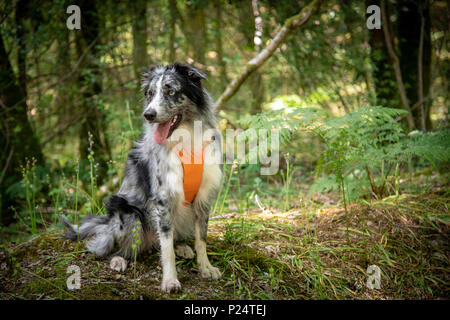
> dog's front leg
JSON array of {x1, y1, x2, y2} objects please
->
[
  {"x1": 158, "y1": 214, "x2": 181, "y2": 293},
  {"x1": 194, "y1": 204, "x2": 221, "y2": 280}
]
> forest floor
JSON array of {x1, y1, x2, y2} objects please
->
[{"x1": 0, "y1": 172, "x2": 449, "y2": 300}]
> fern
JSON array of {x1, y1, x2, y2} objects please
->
[
  {"x1": 238, "y1": 106, "x2": 327, "y2": 145},
  {"x1": 311, "y1": 106, "x2": 449, "y2": 199},
  {"x1": 241, "y1": 104, "x2": 449, "y2": 201}
]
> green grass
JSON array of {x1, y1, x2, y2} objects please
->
[{"x1": 0, "y1": 169, "x2": 448, "y2": 300}]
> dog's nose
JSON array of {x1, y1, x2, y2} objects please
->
[{"x1": 143, "y1": 109, "x2": 157, "y2": 121}]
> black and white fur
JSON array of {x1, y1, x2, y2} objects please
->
[{"x1": 63, "y1": 63, "x2": 222, "y2": 293}]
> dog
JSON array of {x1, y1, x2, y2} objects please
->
[{"x1": 62, "y1": 63, "x2": 222, "y2": 293}]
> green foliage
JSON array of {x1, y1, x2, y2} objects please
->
[
  {"x1": 406, "y1": 129, "x2": 450, "y2": 165},
  {"x1": 132, "y1": 220, "x2": 142, "y2": 299},
  {"x1": 238, "y1": 98, "x2": 326, "y2": 145},
  {"x1": 312, "y1": 106, "x2": 408, "y2": 200},
  {"x1": 241, "y1": 103, "x2": 450, "y2": 202},
  {"x1": 312, "y1": 107, "x2": 450, "y2": 200}
]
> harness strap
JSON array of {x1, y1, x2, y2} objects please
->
[{"x1": 177, "y1": 145, "x2": 206, "y2": 205}]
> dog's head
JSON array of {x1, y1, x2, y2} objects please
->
[{"x1": 141, "y1": 63, "x2": 208, "y2": 145}]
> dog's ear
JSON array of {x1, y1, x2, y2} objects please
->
[{"x1": 174, "y1": 63, "x2": 207, "y2": 82}]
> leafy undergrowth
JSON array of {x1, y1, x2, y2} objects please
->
[{"x1": 1, "y1": 187, "x2": 448, "y2": 300}]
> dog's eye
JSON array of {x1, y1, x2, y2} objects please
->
[
  {"x1": 168, "y1": 90, "x2": 175, "y2": 96},
  {"x1": 146, "y1": 90, "x2": 154, "y2": 99}
]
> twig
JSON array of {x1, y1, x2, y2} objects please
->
[
  {"x1": 21, "y1": 269, "x2": 79, "y2": 300},
  {"x1": 0, "y1": 147, "x2": 13, "y2": 185},
  {"x1": 41, "y1": 115, "x2": 85, "y2": 146},
  {"x1": 335, "y1": 88, "x2": 350, "y2": 114},
  {"x1": 379, "y1": 161, "x2": 394, "y2": 198},
  {"x1": 365, "y1": 166, "x2": 377, "y2": 197},
  {"x1": 254, "y1": 194, "x2": 271, "y2": 215},
  {"x1": 39, "y1": 207, "x2": 77, "y2": 215}
]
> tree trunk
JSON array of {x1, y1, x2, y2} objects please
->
[
  {"x1": 397, "y1": 0, "x2": 432, "y2": 131},
  {"x1": 184, "y1": 1, "x2": 206, "y2": 65},
  {"x1": 16, "y1": 0, "x2": 28, "y2": 98},
  {"x1": 380, "y1": 0, "x2": 415, "y2": 130},
  {"x1": 76, "y1": 0, "x2": 110, "y2": 185},
  {"x1": 0, "y1": 32, "x2": 44, "y2": 224},
  {"x1": 213, "y1": 0, "x2": 229, "y2": 91},
  {"x1": 55, "y1": 27, "x2": 74, "y2": 137},
  {"x1": 131, "y1": 0, "x2": 149, "y2": 80},
  {"x1": 237, "y1": 0, "x2": 265, "y2": 114},
  {"x1": 168, "y1": 0, "x2": 177, "y2": 62},
  {"x1": 366, "y1": 0, "x2": 399, "y2": 108}
]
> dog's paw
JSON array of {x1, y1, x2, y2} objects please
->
[
  {"x1": 175, "y1": 244, "x2": 195, "y2": 259},
  {"x1": 110, "y1": 256, "x2": 128, "y2": 272},
  {"x1": 161, "y1": 278, "x2": 181, "y2": 293},
  {"x1": 200, "y1": 265, "x2": 221, "y2": 280}
]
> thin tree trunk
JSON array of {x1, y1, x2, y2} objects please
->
[
  {"x1": 418, "y1": 12, "x2": 425, "y2": 131},
  {"x1": 252, "y1": 0, "x2": 263, "y2": 52},
  {"x1": 237, "y1": 0, "x2": 265, "y2": 114},
  {"x1": 366, "y1": 0, "x2": 397, "y2": 107},
  {"x1": 420, "y1": 0, "x2": 432, "y2": 131},
  {"x1": 184, "y1": 1, "x2": 206, "y2": 65},
  {"x1": 213, "y1": 0, "x2": 229, "y2": 91},
  {"x1": 396, "y1": 0, "x2": 432, "y2": 131},
  {"x1": 76, "y1": 0, "x2": 110, "y2": 185},
  {"x1": 250, "y1": 0, "x2": 265, "y2": 113},
  {"x1": 55, "y1": 28, "x2": 73, "y2": 134},
  {"x1": 16, "y1": 0, "x2": 28, "y2": 98},
  {"x1": 132, "y1": 0, "x2": 149, "y2": 80},
  {"x1": 168, "y1": 0, "x2": 177, "y2": 62},
  {"x1": 380, "y1": 0, "x2": 415, "y2": 131}
]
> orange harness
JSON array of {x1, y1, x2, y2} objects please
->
[{"x1": 177, "y1": 146, "x2": 206, "y2": 205}]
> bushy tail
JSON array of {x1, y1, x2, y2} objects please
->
[
  {"x1": 61, "y1": 215, "x2": 108, "y2": 241},
  {"x1": 61, "y1": 195, "x2": 148, "y2": 259}
]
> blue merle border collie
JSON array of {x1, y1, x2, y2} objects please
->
[{"x1": 63, "y1": 63, "x2": 222, "y2": 293}]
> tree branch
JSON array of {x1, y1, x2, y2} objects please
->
[{"x1": 214, "y1": 0, "x2": 325, "y2": 111}]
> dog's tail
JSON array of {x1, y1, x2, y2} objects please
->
[{"x1": 62, "y1": 195, "x2": 147, "y2": 259}]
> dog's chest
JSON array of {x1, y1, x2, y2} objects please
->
[
  {"x1": 164, "y1": 148, "x2": 221, "y2": 207},
  {"x1": 163, "y1": 148, "x2": 221, "y2": 240}
]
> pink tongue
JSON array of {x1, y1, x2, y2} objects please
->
[{"x1": 154, "y1": 119, "x2": 172, "y2": 145}]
